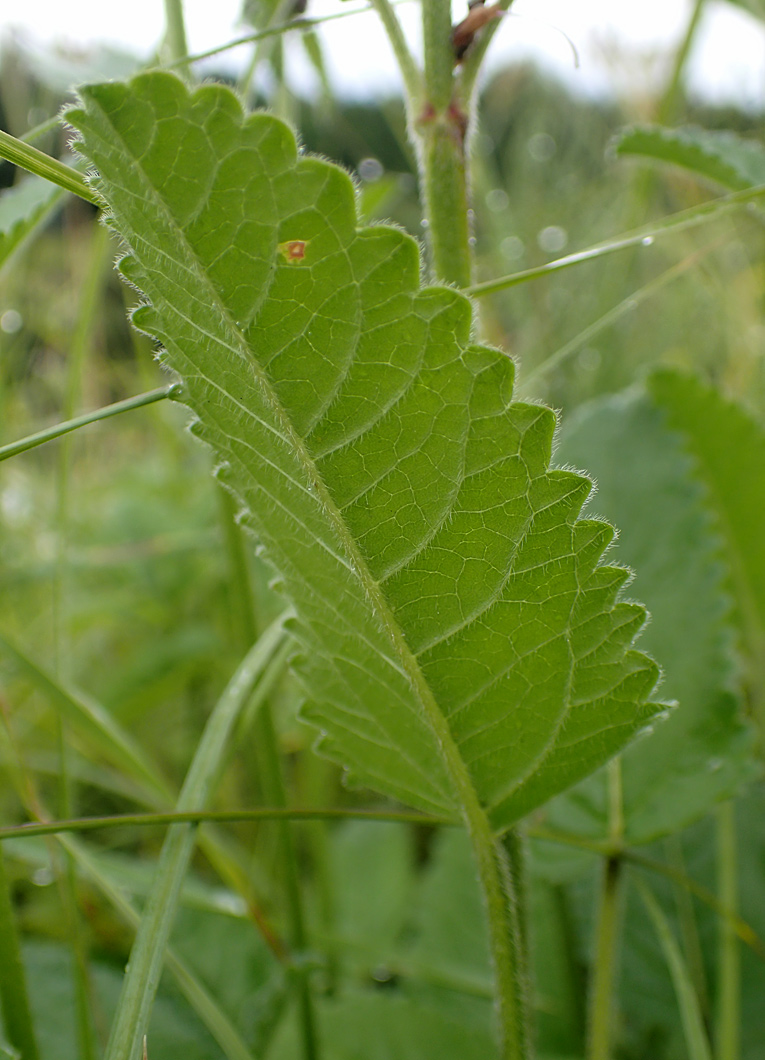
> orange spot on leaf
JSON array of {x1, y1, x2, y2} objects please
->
[{"x1": 279, "y1": 239, "x2": 308, "y2": 263}]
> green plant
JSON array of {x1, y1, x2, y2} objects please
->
[{"x1": 0, "y1": 3, "x2": 764, "y2": 1060}]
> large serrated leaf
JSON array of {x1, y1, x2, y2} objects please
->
[
  {"x1": 66, "y1": 71, "x2": 661, "y2": 831},
  {"x1": 543, "y1": 388, "x2": 756, "y2": 845},
  {"x1": 614, "y1": 125, "x2": 765, "y2": 192}
]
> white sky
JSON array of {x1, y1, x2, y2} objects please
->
[{"x1": 1, "y1": 0, "x2": 764, "y2": 106}]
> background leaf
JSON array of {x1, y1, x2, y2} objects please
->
[
  {"x1": 648, "y1": 369, "x2": 765, "y2": 742},
  {"x1": 0, "y1": 177, "x2": 63, "y2": 274},
  {"x1": 543, "y1": 386, "x2": 756, "y2": 844},
  {"x1": 613, "y1": 125, "x2": 765, "y2": 191}
]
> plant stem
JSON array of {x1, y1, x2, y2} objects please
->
[
  {"x1": 416, "y1": 0, "x2": 473, "y2": 286},
  {"x1": 0, "y1": 844, "x2": 40, "y2": 1060},
  {"x1": 639, "y1": 879, "x2": 713, "y2": 1060},
  {"x1": 716, "y1": 801, "x2": 740, "y2": 1060},
  {"x1": 587, "y1": 855, "x2": 624, "y2": 1060},
  {"x1": 368, "y1": 0, "x2": 421, "y2": 102},
  {"x1": 588, "y1": 759, "x2": 626, "y2": 1060},
  {"x1": 658, "y1": 0, "x2": 706, "y2": 124},
  {"x1": 163, "y1": 0, "x2": 190, "y2": 71},
  {"x1": 465, "y1": 182, "x2": 765, "y2": 298},
  {"x1": 0, "y1": 807, "x2": 449, "y2": 841},
  {"x1": 458, "y1": 0, "x2": 516, "y2": 105}
]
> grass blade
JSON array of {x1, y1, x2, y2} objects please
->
[
  {"x1": 0, "y1": 844, "x2": 40, "y2": 1060},
  {"x1": 0, "y1": 129, "x2": 99, "y2": 205},
  {"x1": 637, "y1": 878, "x2": 713, "y2": 1060},
  {"x1": 61, "y1": 836, "x2": 257, "y2": 1060},
  {"x1": 466, "y1": 183, "x2": 765, "y2": 298},
  {"x1": 0, "y1": 633, "x2": 172, "y2": 805},
  {"x1": 103, "y1": 616, "x2": 286, "y2": 1060}
]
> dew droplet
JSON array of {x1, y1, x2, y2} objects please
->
[{"x1": 641, "y1": 236, "x2": 654, "y2": 247}]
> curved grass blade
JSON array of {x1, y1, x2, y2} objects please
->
[
  {"x1": 0, "y1": 633, "x2": 172, "y2": 805},
  {"x1": 99, "y1": 617, "x2": 286, "y2": 1060},
  {"x1": 637, "y1": 878, "x2": 713, "y2": 1060}
]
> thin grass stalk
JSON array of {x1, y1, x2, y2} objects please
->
[
  {"x1": 659, "y1": 0, "x2": 707, "y2": 123},
  {"x1": 716, "y1": 801, "x2": 740, "y2": 1060},
  {"x1": 666, "y1": 833, "x2": 710, "y2": 1028},
  {"x1": 102, "y1": 617, "x2": 286, "y2": 1060},
  {"x1": 0, "y1": 386, "x2": 175, "y2": 463},
  {"x1": 638, "y1": 879, "x2": 713, "y2": 1060},
  {"x1": 587, "y1": 759, "x2": 626, "y2": 1060},
  {"x1": 0, "y1": 844, "x2": 40, "y2": 1060}
]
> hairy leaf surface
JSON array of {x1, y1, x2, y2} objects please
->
[
  {"x1": 67, "y1": 72, "x2": 660, "y2": 830},
  {"x1": 614, "y1": 125, "x2": 765, "y2": 192}
]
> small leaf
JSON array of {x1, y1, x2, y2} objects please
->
[
  {"x1": 614, "y1": 125, "x2": 765, "y2": 192},
  {"x1": 0, "y1": 176, "x2": 63, "y2": 272}
]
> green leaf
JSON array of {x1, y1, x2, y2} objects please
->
[
  {"x1": 543, "y1": 389, "x2": 755, "y2": 844},
  {"x1": 407, "y1": 830, "x2": 491, "y2": 989},
  {"x1": 0, "y1": 176, "x2": 63, "y2": 272},
  {"x1": 330, "y1": 821, "x2": 413, "y2": 956},
  {"x1": 614, "y1": 125, "x2": 765, "y2": 192},
  {"x1": 268, "y1": 989, "x2": 496, "y2": 1060},
  {"x1": 66, "y1": 70, "x2": 660, "y2": 832},
  {"x1": 23, "y1": 942, "x2": 223, "y2": 1060},
  {"x1": 648, "y1": 370, "x2": 765, "y2": 734}
]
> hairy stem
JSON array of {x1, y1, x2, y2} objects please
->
[
  {"x1": 416, "y1": 0, "x2": 473, "y2": 286},
  {"x1": 369, "y1": 0, "x2": 422, "y2": 102}
]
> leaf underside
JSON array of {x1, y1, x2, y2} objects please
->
[{"x1": 67, "y1": 72, "x2": 661, "y2": 831}]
